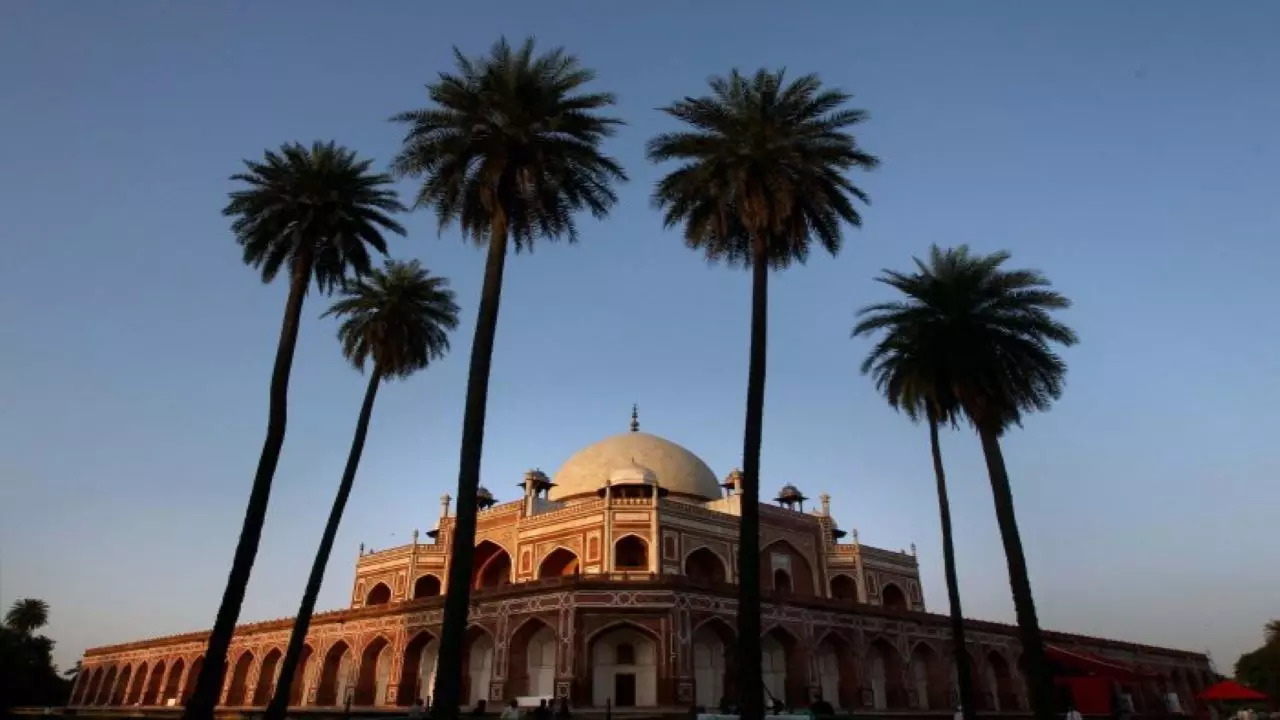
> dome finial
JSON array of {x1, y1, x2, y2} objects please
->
[{"x1": 630, "y1": 403, "x2": 640, "y2": 432}]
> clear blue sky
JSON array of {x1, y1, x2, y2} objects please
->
[{"x1": 2, "y1": 1, "x2": 1276, "y2": 674}]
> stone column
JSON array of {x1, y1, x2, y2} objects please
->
[{"x1": 554, "y1": 603, "x2": 577, "y2": 701}]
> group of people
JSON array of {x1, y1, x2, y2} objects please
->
[{"x1": 408, "y1": 697, "x2": 571, "y2": 720}]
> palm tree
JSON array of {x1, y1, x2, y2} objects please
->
[
  {"x1": 1265, "y1": 620, "x2": 1280, "y2": 646},
  {"x1": 5, "y1": 598, "x2": 49, "y2": 634},
  {"x1": 391, "y1": 37, "x2": 625, "y2": 718},
  {"x1": 264, "y1": 260, "x2": 458, "y2": 720},
  {"x1": 647, "y1": 69, "x2": 877, "y2": 720},
  {"x1": 184, "y1": 142, "x2": 405, "y2": 720},
  {"x1": 853, "y1": 308, "x2": 977, "y2": 720},
  {"x1": 856, "y1": 245, "x2": 1077, "y2": 720}
]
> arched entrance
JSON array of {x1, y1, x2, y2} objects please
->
[
  {"x1": 684, "y1": 548, "x2": 728, "y2": 585},
  {"x1": 762, "y1": 627, "x2": 805, "y2": 708},
  {"x1": 126, "y1": 662, "x2": 147, "y2": 704},
  {"x1": 815, "y1": 632, "x2": 858, "y2": 709},
  {"x1": 287, "y1": 645, "x2": 314, "y2": 706},
  {"x1": 97, "y1": 666, "x2": 117, "y2": 706},
  {"x1": 315, "y1": 641, "x2": 354, "y2": 706},
  {"x1": 398, "y1": 631, "x2": 438, "y2": 706},
  {"x1": 365, "y1": 583, "x2": 392, "y2": 606},
  {"x1": 509, "y1": 619, "x2": 557, "y2": 697},
  {"x1": 881, "y1": 583, "x2": 908, "y2": 611},
  {"x1": 142, "y1": 660, "x2": 165, "y2": 705},
  {"x1": 183, "y1": 657, "x2": 203, "y2": 703},
  {"x1": 227, "y1": 651, "x2": 254, "y2": 706},
  {"x1": 614, "y1": 535, "x2": 648, "y2": 570},
  {"x1": 462, "y1": 627, "x2": 495, "y2": 706},
  {"x1": 760, "y1": 541, "x2": 815, "y2": 596},
  {"x1": 910, "y1": 642, "x2": 947, "y2": 709},
  {"x1": 538, "y1": 548, "x2": 580, "y2": 579},
  {"x1": 473, "y1": 541, "x2": 513, "y2": 589},
  {"x1": 986, "y1": 651, "x2": 1017, "y2": 711},
  {"x1": 355, "y1": 636, "x2": 393, "y2": 705},
  {"x1": 692, "y1": 619, "x2": 736, "y2": 709},
  {"x1": 772, "y1": 569, "x2": 793, "y2": 593},
  {"x1": 867, "y1": 638, "x2": 906, "y2": 709},
  {"x1": 590, "y1": 624, "x2": 658, "y2": 707},
  {"x1": 830, "y1": 574, "x2": 858, "y2": 602},
  {"x1": 83, "y1": 668, "x2": 104, "y2": 706},
  {"x1": 111, "y1": 665, "x2": 132, "y2": 705},
  {"x1": 413, "y1": 574, "x2": 442, "y2": 599},
  {"x1": 162, "y1": 658, "x2": 185, "y2": 705},
  {"x1": 253, "y1": 648, "x2": 283, "y2": 705}
]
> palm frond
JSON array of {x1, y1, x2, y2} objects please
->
[
  {"x1": 323, "y1": 259, "x2": 460, "y2": 379},
  {"x1": 854, "y1": 245, "x2": 1078, "y2": 434},
  {"x1": 391, "y1": 37, "x2": 626, "y2": 252},
  {"x1": 224, "y1": 141, "x2": 406, "y2": 293}
]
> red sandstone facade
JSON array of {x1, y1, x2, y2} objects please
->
[{"x1": 69, "y1": 429, "x2": 1213, "y2": 714}]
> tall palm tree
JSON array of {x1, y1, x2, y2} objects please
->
[
  {"x1": 391, "y1": 37, "x2": 625, "y2": 718},
  {"x1": 853, "y1": 311, "x2": 977, "y2": 720},
  {"x1": 856, "y1": 245, "x2": 1077, "y2": 720},
  {"x1": 264, "y1": 260, "x2": 458, "y2": 720},
  {"x1": 647, "y1": 69, "x2": 877, "y2": 720},
  {"x1": 5, "y1": 598, "x2": 49, "y2": 634},
  {"x1": 184, "y1": 142, "x2": 405, "y2": 720}
]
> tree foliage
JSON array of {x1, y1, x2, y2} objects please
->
[
  {"x1": 1, "y1": 599, "x2": 70, "y2": 710},
  {"x1": 1235, "y1": 619, "x2": 1280, "y2": 703}
]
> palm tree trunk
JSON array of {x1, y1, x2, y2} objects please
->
[
  {"x1": 978, "y1": 426, "x2": 1055, "y2": 720},
  {"x1": 432, "y1": 218, "x2": 509, "y2": 720},
  {"x1": 930, "y1": 414, "x2": 976, "y2": 720},
  {"x1": 736, "y1": 233, "x2": 769, "y2": 720},
  {"x1": 263, "y1": 368, "x2": 382, "y2": 720},
  {"x1": 183, "y1": 258, "x2": 310, "y2": 720}
]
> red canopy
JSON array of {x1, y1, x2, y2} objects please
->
[
  {"x1": 1199, "y1": 680, "x2": 1267, "y2": 702},
  {"x1": 1046, "y1": 645, "x2": 1157, "y2": 682}
]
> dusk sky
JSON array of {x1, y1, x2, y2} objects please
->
[{"x1": 2, "y1": 1, "x2": 1277, "y2": 674}]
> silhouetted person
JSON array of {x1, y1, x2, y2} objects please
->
[
  {"x1": 472, "y1": 699, "x2": 487, "y2": 716},
  {"x1": 810, "y1": 695, "x2": 834, "y2": 717},
  {"x1": 555, "y1": 697, "x2": 571, "y2": 720},
  {"x1": 534, "y1": 698, "x2": 551, "y2": 720},
  {"x1": 500, "y1": 699, "x2": 520, "y2": 720}
]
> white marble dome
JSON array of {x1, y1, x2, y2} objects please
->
[{"x1": 550, "y1": 431, "x2": 722, "y2": 501}]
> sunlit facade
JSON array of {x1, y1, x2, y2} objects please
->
[{"x1": 70, "y1": 419, "x2": 1212, "y2": 713}]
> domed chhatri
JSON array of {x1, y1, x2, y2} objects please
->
[
  {"x1": 550, "y1": 431, "x2": 722, "y2": 501},
  {"x1": 475, "y1": 486, "x2": 496, "y2": 509}
]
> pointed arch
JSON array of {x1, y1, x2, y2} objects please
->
[
  {"x1": 81, "y1": 667, "x2": 103, "y2": 706},
  {"x1": 866, "y1": 636, "x2": 907, "y2": 709},
  {"x1": 316, "y1": 640, "x2": 354, "y2": 706},
  {"x1": 589, "y1": 621, "x2": 659, "y2": 707},
  {"x1": 762, "y1": 625, "x2": 806, "y2": 708},
  {"x1": 614, "y1": 534, "x2": 649, "y2": 570},
  {"x1": 910, "y1": 641, "x2": 947, "y2": 709},
  {"x1": 162, "y1": 657, "x2": 185, "y2": 705},
  {"x1": 462, "y1": 625, "x2": 495, "y2": 706},
  {"x1": 253, "y1": 647, "x2": 284, "y2": 705},
  {"x1": 412, "y1": 574, "x2": 442, "y2": 599},
  {"x1": 473, "y1": 540, "x2": 513, "y2": 589},
  {"x1": 226, "y1": 650, "x2": 254, "y2": 706},
  {"x1": 365, "y1": 582, "x2": 392, "y2": 606},
  {"x1": 110, "y1": 664, "x2": 132, "y2": 705},
  {"x1": 537, "y1": 547, "x2": 581, "y2": 578},
  {"x1": 814, "y1": 630, "x2": 859, "y2": 709},
  {"x1": 760, "y1": 539, "x2": 816, "y2": 596},
  {"x1": 354, "y1": 635, "x2": 393, "y2": 705},
  {"x1": 397, "y1": 631, "x2": 437, "y2": 706},
  {"x1": 509, "y1": 616, "x2": 557, "y2": 697},
  {"x1": 881, "y1": 582, "x2": 908, "y2": 611},
  {"x1": 97, "y1": 666, "x2": 118, "y2": 706},
  {"x1": 684, "y1": 546, "x2": 729, "y2": 585},
  {"x1": 124, "y1": 661, "x2": 147, "y2": 705},
  {"x1": 182, "y1": 656, "x2": 203, "y2": 703},
  {"x1": 287, "y1": 644, "x2": 314, "y2": 706},
  {"x1": 142, "y1": 660, "x2": 166, "y2": 705},
  {"x1": 692, "y1": 617, "x2": 737, "y2": 709},
  {"x1": 830, "y1": 573, "x2": 859, "y2": 602},
  {"x1": 986, "y1": 649, "x2": 1018, "y2": 711}
]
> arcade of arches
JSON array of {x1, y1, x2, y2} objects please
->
[{"x1": 68, "y1": 603, "x2": 1213, "y2": 713}]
